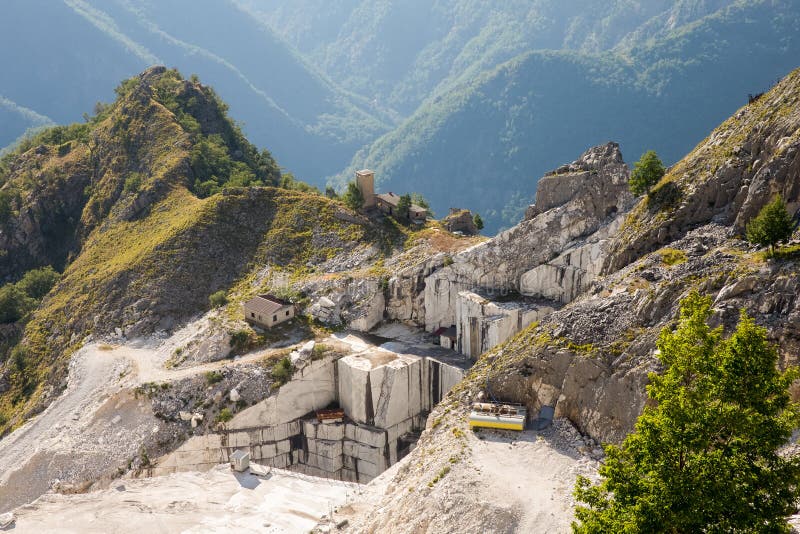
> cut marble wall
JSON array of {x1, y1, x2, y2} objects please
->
[{"x1": 455, "y1": 291, "x2": 554, "y2": 360}]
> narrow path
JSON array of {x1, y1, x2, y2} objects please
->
[{"x1": 0, "y1": 337, "x2": 301, "y2": 513}]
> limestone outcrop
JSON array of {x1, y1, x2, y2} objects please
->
[
  {"x1": 441, "y1": 208, "x2": 479, "y2": 235},
  {"x1": 424, "y1": 142, "x2": 633, "y2": 341}
]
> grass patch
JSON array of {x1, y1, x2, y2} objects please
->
[
  {"x1": 428, "y1": 465, "x2": 451, "y2": 487},
  {"x1": 215, "y1": 407, "x2": 233, "y2": 423},
  {"x1": 205, "y1": 370, "x2": 224, "y2": 385},
  {"x1": 658, "y1": 248, "x2": 688, "y2": 266}
]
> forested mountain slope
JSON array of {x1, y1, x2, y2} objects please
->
[
  {"x1": 0, "y1": 0, "x2": 390, "y2": 180},
  {"x1": 336, "y1": 0, "x2": 800, "y2": 232},
  {"x1": 244, "y1": 0, "x2": 736, "y2": 113}
]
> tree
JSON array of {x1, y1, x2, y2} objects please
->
[
  {"x1": 342, "y1": 181, "x2": 364, "y2": 211},
  {"x1": 16, "y1": 266, "x2": 59, "y2": 300},
  {"x1": 746, "y1": 195, "x2": 795, "y2": 255},
  {"x1": 411, "y1": 192, "x2": 432, "y2": 217},
  {"x1": 208, "y1": 290, "x2": 228, "y2": 308},
  {"x1": 396, "y1": 194, "x2": 412, "y2": 220},
  {"x1": 573, "y1": 292, "x2": 800, "y2": 533},
  {"x1": 325, "y1": 186, "x2": 338, "y2": 199},
  {"x1": 629, "y1": 150, "x2": 666, "y2": 196},
  {"x1": 473, "y1": 213, "x2": 484, "y2": 231}
]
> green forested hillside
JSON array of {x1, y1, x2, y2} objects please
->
[
  {"x1": 244, "y1": 0, "x2": 735, "y2": 113},
  {"x1": 334, "y1": 0, "x2": 800, "y2": 231},
  {"x1": 0, "y1": 0, "x2": 390, "y2": 180}
]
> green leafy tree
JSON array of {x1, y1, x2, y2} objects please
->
[
  {"x1": 629, "y1": 150, "x2": 666, "y2": 196},
  {"x1": 746, "y1": 195, "x2": 795, "y2": 255},
  {"x1": 17, "y1": 266, "x2": 59, "y2": 300},
  {"x1": 342, "y1": 181, "x2": 364, "y2": 211},
  {"x1": 473, "y1": 213, "x2": 484, "y2": 231},
  {"x1": 397, "y1": 194, "x2": 412, "y2": 220},
  {"x1": 208, "y1": 290, "x2": 228, "y2": 308},
  {"x1": 573, "y1": 291, "x2": 800, "y2": 533},
  {"x1": 411, "y1": 192, "x2": 433, "y2": 217},
  {"x1": 0, "y1": 285, "x2": 34, "y2": 324}
]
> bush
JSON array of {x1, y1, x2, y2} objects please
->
[
  {"x1": 228, "y1": 329, "x2": 251, "y2": 352},
  {"x1": 215, "y1": 408, "x2": 233, "y2": 423},
  {"x1": 209, "y1": 290, "x2": 228, "y2": 308},
  {"x1": 205, "y1": 370, "x2": 224, "y2": 385},
  {"x1": 123, "y1": 172, "x2": 144, "y2": 194},
  {"x1": 0, "y1": 285, "x2": 34, "y2": 324},
  {"x1": 746, "y1": 195, "x2": 795, "y2": 254},
  {"x1": 473, "y1": 213, "x2": 484, "y2": 231},
  {"x1": 657, "y1": 248, "x2": 687, "y2": 266},
  {"x1": 16, "y1": 266, "x2": 59, "y2": 300},
  {"x1": 271, "y1": 357, "x2": 294, "y2": 386}
]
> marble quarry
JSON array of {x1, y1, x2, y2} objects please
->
[{"x1": 154, "y1": 346, "x2": 466, "y2": 483}]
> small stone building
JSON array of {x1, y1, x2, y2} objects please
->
[
  {"x1": 375, "y1": 192, "x2": 428, "y2": 224},
  {"x1": 243, "y1": 294, "x2": 295, "y2": 329}
]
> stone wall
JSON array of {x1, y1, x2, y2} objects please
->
[
  {"x1": 455, "y1": 291, "x2": 554, "y2": 360},
  {"x1": 153, "y1": 347, "x2": 466, "y2": 483}
]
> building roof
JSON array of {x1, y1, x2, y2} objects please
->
[
  {"x1": 356, "y1": 169, "x2": 374, "y2": 176},
  {"x1": 244, "y1": 294, "x2": 292, "y2": 316},
  {"x1": 375, "y1": 192, "x2": 427, "y2": 214}
]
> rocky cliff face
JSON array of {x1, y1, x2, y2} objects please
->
[
  {"x1": 488, "y1": 70, "x2": 800, "y2": 444},
  {"x1": 424, "y1": 142, "x2": 633, "y2": 332},
  {"x1": 344, "y1": 68, "x2": 800, "y2": 532}
]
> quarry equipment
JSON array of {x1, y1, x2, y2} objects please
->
[{"x1": 468, "y1": 402, "x2": 527, "y2": 431}]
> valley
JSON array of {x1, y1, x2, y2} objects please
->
[{"x1": 0, "y1": 7, "x2": 799, "y2": 529}]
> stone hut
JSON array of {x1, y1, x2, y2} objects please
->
[
  {"x1": 244, "y1": 295, "x2": 295, "y2": 329},
  {"x1": 375, "y1": 192, "x2": 428, "y2": 224}
]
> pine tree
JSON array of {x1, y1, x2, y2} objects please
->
[
  {"x1": 473, "y1": 213, "x2": 484, "y2": 231},
  {"x1": 629, "y1": 150, "x2": 666, "y2": 196},
  {"x1": 746, "y1": 195, "x2": 795, "y2": 255},
  {"x1": 342, "y1": 181, "x2": 364, "y2": 211},
  {"x1": 573, "y1": 291, "x2": 800, "y2": 533},
  {"x1": 397, "y1": 194, "x2": 412, "y2": 220}
]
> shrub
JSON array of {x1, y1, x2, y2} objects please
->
[
  {"x1": 215, "y1": 408, "x2": 233, "y2": 423},
  {"x1": 746, "y1": 195, "x2": 795, "y2": 255},
  {"x1": 123, "y1": 172, "x2": 144, "y2": 194},
  {"x1": 209, "y1": 290, "x2": 228, "y2": 308},
  {"x1": 271, "y1": 357, "x2": 294, "y2": 385},
  {"x1": 17, "y1": 266, "x2": 60, "y2": 299},
  {"x1": 473, "y1": 213, "x2": 484, "y2": 231},
  {"x1": 228, "y1": 329, "x2": 251, "y2": 352},
  {"x1": 205, "y1": 370, "x2": 223, "y2": 385},
  {"x1": 0, "y1": 285, "x2": 34, "y2": 324},
  {"x1": 657, "y1": 248, "x2": 687, "y2": 266}
]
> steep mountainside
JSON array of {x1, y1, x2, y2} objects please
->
[
  {"x1": 337, "y1": 0, "x2": 800, "y2": 232},
  {"x1": 343, "y1": 66, "x2": 800, "y2": 533},
  {"x1": 245, "y1": 0, "x2": 734, "y2": 113},
  {"x1": 0, "y1": 97, "x2": 53, "y2": 151},
  {"x1": 0, "y1": 67, "x2": 404, "y2": 434},
  {"x1": 0, "y1": 0, "x2": 389, "y2": 179}
]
